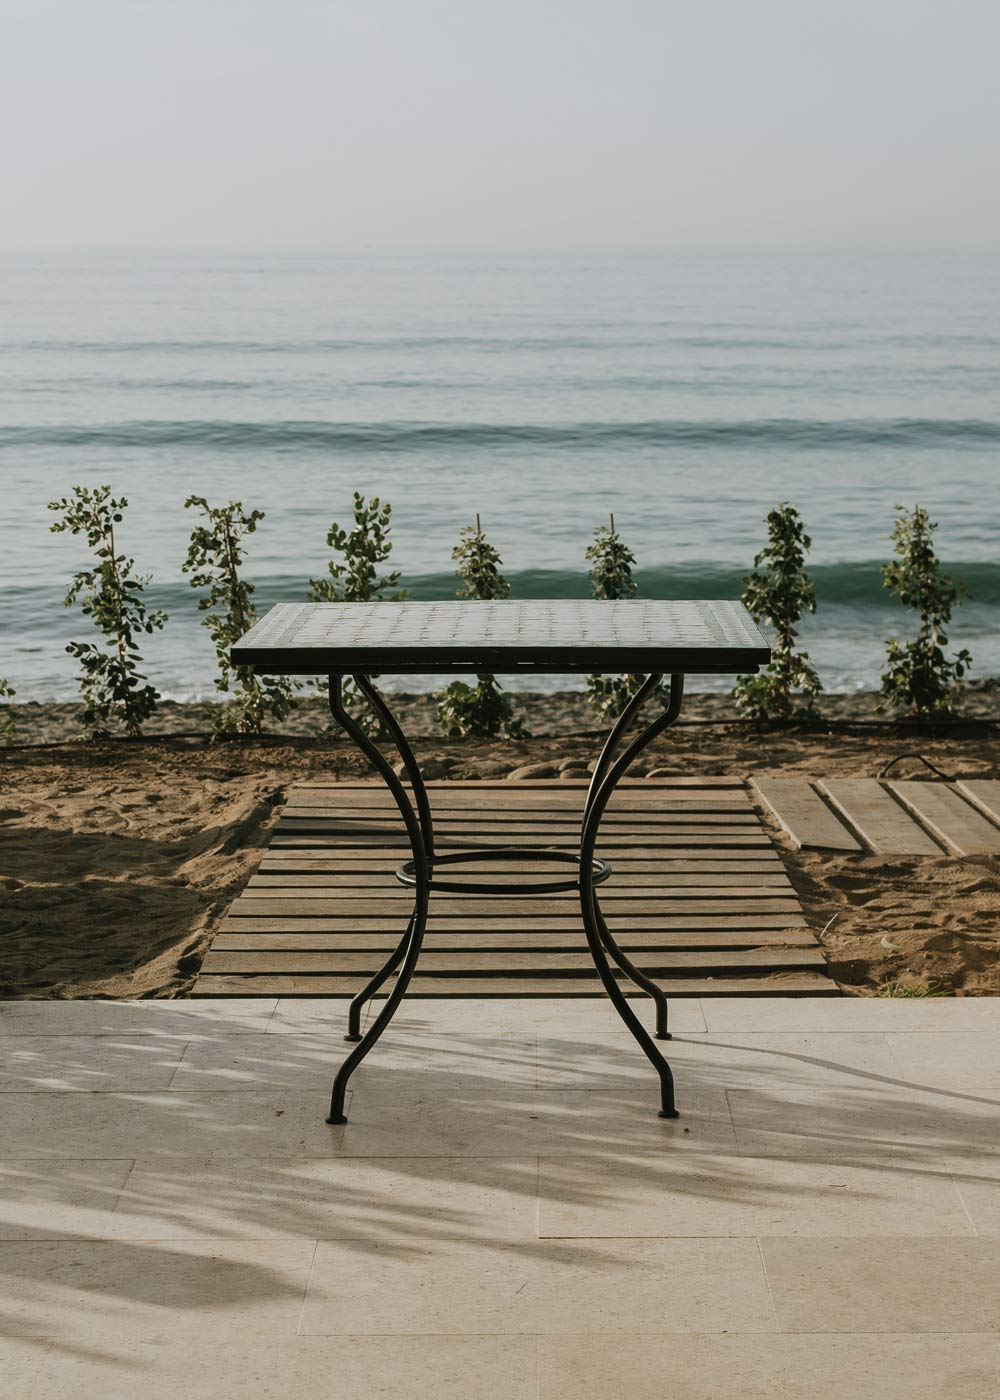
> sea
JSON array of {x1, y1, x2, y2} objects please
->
[{"x1": 1, "y1": 251, "x2": 998, "y2": 699}]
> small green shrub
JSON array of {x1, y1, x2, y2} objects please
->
[
  {"x1": 733, "y1": 503, "x2": 822, "y2": 720},
  {"x1": 436, "y1": 516, "x2": 527, "y2": 739},
  {"x1": 0, "y1": 678, "x2": 15, "y2": 746},
  {"x1": 879, "y1": 505, "x2": 971, "y2": 720},
  {"x1": 308, "y1": 493, "x2": 406, "y2": 733},
  {"x1": 183, "y1": 496, "x2": 297, "y2": 736},
  {"x1": 584, "y1": 515, "x2": 653, "y2": 719},
  {"x1": 48, "y1": 485, "x2": 167, "y2": 737},
  {"x1": 308, "y1": 492, "x2": 405, "y2": 604}
]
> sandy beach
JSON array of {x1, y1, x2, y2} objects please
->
[{"x1": 2, "y1": 689, "x2": 998, "y2": 1001}]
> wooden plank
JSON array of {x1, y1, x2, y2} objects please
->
[
  {"x1": 268, "y1": 834, "x2": 773, "y2": 849},
  {"x1": 222, "y1": 913, "x2": 809, "y2": 933},
  {"x1": 248, "y1": 873, "x2": 792, "y2": 889},
  {"x1": 211, "y1": 927, "x2": 820, "y2": 951},
  {"x1": 277, "y1": 815, "x2": 762, "y2": 832},
  {"x1": 259, "y1": 858, "x2": 785, "y2": 876},
  {"x1": 192, "y1": 972, "x2": 836, "y2": 998},
  {"x1": 245, "y1": 879, "x2": 793, "y2": 898},
  {"x1": 261, "y1": 850, "x2": 782, "y2": 867},
  {"x1": 956, "y1": 780, "x2": 1000, "y2": 829},
  {"x1": 281, "y1": 808, "x2": 754, "y2": 823},
  {"x1": 292, "y1": 778, "x2": 745, "y2": 790},
  {"x1": 230, "y1": 896, "x2": 802, "y2": 917},
  {"x1": 887, "y1": 782, "x2": 1000, "y2": 856},
  {"x1": 283, "y1": 800, "x2": 752, "y2": 816},
  {"x1": 818, "y1": 779, "x2": 942, "y2": 855},
  {"x1": 286, "y1": 793, "x2": 753, "y2": 810},
  {"x1": 752, "y1": 779, "x2": 861, "y2": 852},
  {"x1": 201, "y1": 948, "x2": 827, "y2": 975}
]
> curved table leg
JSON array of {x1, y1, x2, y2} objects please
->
[
  {"x1": 325, "y1": 674, "x2": 433, "y2": 1123},
  {"x1": 579, "y1": 674, "x2": 685, "y2": 1117},
  {"x1": 582, "y1": 676, "x2": 681, "y2": 1040}
]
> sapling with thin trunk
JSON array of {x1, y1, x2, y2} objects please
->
[
  {"x1": 585, "y1": 514, "x2": 654, "y2": 719},
  {"x1": 436, "y1": 515, "x2": 528, "y2": 739},
  {"x1": 183, "y1": 496, "x2": 297, "y2": 736},
  {"x1": 733, "y1": 503, "x2": 822, "y2": 720},
  {"x1": 308, "y1": 492, "x2": 406, "y2": 731},
  {"x1": 879, "y1": 505, "x2": 971, "y2": 719},
  {"x1": 48, "y1": 485, "x2": 167, "y2": 737},
  {"x1": 308, "y1": 492, "x2": 405, "y2": 604}
]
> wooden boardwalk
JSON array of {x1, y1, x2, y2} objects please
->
[
  {"x1": 193, "y1": 779, "x2": 837, "y2": 998},
  {"x1": 753, "y1": 777, "x2": 1000, "y2": 856}
]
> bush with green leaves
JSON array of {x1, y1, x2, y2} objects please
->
[
  {"x1": 308, "y1": 492, "x2": 406, "y2": 731},
  {"x1": 183, "y1": 496, "x2": 297, "y2": 736},
  {"x1": 0, "y1": 678, "x2": 15, "y2": 746},
  {"x1": 436, "y1": 515, "x2": 527, "y2": 739},
  {"x1": 584, "y1": 514, "x2": 654, "y2": 719},
  {"x1": 733, "y1": 503, "x2": 822, "y2": 720},
  {"x1": 879, "y1": 505, "x2": 971, "y2": 719},
  {"x1": 48, "y1": 485, "x2": 167, "y2": 737},
  {"x1": 308, "y1": 492, "x2": 405, "y2": 604}
]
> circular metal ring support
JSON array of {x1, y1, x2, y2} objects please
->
[{"x1": 395, "y1": 847, "x2": 612, "y2": 896}]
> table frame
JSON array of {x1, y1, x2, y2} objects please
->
[{"x1": 322, "y1": 670, "x2": 685, "y2": 1123}]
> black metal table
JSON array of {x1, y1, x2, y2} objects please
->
[{"x1": 232, "y1": 600, "x2": 770, "y2": 1121}]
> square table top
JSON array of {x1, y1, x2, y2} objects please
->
[{"x1": 231, "y1": 600, "x2": 770, "y2": 675}]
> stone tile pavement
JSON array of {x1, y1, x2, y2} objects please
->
[{"x1": 2, "y1": 995, "x2": 1000, "y2": 1398}]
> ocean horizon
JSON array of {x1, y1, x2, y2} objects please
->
[{"x1": 2, "y1": 249, "x2": 998, "y2": 699}]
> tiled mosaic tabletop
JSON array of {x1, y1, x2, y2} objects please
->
[{"x1": 232, "y1": 601, "x2": 770, "y2": 675}]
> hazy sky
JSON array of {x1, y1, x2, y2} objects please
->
[{"x1": 4, "y1": 0, "x2": 999, "y2": 251}]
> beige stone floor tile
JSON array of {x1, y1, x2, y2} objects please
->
[
  {"x1": 762, "y1": 1237, "x2": 1000, "y2": 1332},
  {"x1": 31, "y1": 1334, "x2": 538, "y2": 1400},
  {"x1": 329, "y1": 995, "x2": 707, "y2": 1036},
  {"x1": 105, "y1": 1155, "x2": 539, "y2": 1240},
  {"x1": 0, "y1": 1338, "x2": 52, "y2": 1400},
  {"x1": 169, "y1": 1030, "x2": 538, "y2": 1095},
  {"x1": 0, "y1": 1000, "x2": 276, "y2": 1036},
  {"x1": 727, "y1": 1083, "x2": 1000, "y2": 1159},
  {"x1": 703, "y1": 997, "x2": 1000, "y2": 1034},
  {"x1": 947, "y1": 1152, "x2": 1000, "y2": 1234},
  {"x1": 0, "y1": 1159, "x2": 133, "y2": 1240},
  {"x1": 0, "y1": 1239, "x2": 316, "y2": 1341},
  {"x1": 536, "y1": 1031, "x2": 899, "y2": 1092},
  {"x1": 538, "y1": 1151, "x2": 972, "y2": 1238},
  {"x1": 300, "y1": 1237, "x2": 773, "y2": 1335},
  {"x1": 267, "y1": 999, "x2": 362, "y2": 1035},
  {"x1": 352, "y1": 1028, "x2": 539, "y2": 1095},
  {"x1": 0, "y1": 1090, "x2": 344, "y2": 1158},
  {"x1": 337, "y1": 1086, "x2": 736, "y2": 1157},
  {"x1": 166, "y1": 1032, "x2": 361, "y2": 1093},
  {"x1": 538, "y1": 1333, "x2": 1000, "y2": 1400},
  {"x1": 0, "y1": 1037, "x2": 188, "y2": 1092},
  {"x1": 887, "y1": 1031, "x2": 1000, "y2": 1089}
]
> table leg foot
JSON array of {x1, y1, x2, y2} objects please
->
[
  {"x1": 658, "y1": 1108, "x2": 681, "y2": 1120},
  {"x1": 595, "y1": 904, "x2": 672, "y2": 1040},
  {"x1": 343, "y1": 917, "x2": 413, "y2": 1041}
]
